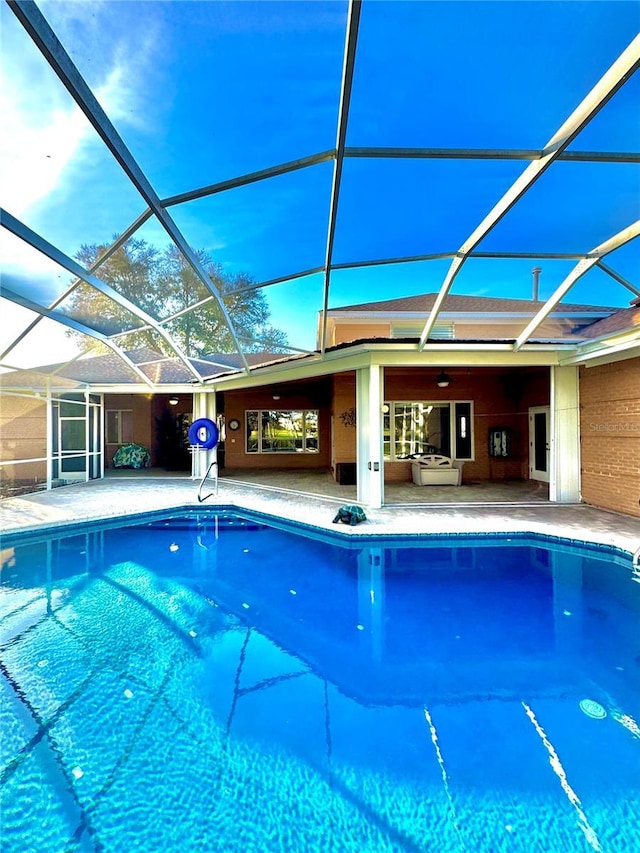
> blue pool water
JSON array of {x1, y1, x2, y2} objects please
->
[{"x1": 1, "y1": 508, "x2": 639, "y2": 853}]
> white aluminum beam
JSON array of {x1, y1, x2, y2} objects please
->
[
  {"x1": 345, "y1": 147, "x2": 640, "y2": 163},
  {"x1": 0, "y1": 286, "x2": 154, "y2": 386},
  {"x1": 514, "y1": 221, "x2": 640, "y2": 349},
  {"x1": 597, "y1": 261, "x2": 640, "y2": 297},
  {"x1": 0, "y1": 278, "x2": 80, "y2": 361},
  {"x1": 161, "y1": 151, "x2": 335, "y2": 208},
  {"x1": 9, "y1": 0, "x2": 248, "y2": 372},
  {"x1": 333, "y1": 252, "x2": 454, "y2": 270},
  {"x1": 225, "y1": 266, "x2": 325, "y2": 297},
  {"x1": 49, "y1": 346, "x2": 101, "y2": 379},
  {"x1": 319, "y1": 0, "x2": 362, "y2": 355},
  {"x1": 418, "y1": 34, "x2": 640, "y2": 348},
  {"x1": 1, "y1": 209, "x2": 203, "y2": 381},
  {"x1": 195, "y1": 247, "x2": 592, "y2": 300},
  {"x1": 559, "y1": 330, "x2": 640, "y2": 366},
  {"x1": 0, "y1": 209, "x2": 153, "y2": 362}
]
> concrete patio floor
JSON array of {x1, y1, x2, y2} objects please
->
[
  {"x1": 1, "y1": 471, "x2": 638, "y2": 557},
  {"x1": 103, "y1": 466, "x2": 552, "y2": 504}
]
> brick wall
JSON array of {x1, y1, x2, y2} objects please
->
[
  {"x1": 224, "y1": 382, "x2": 332, "y2": 470},
  {"x1": 332, "y1": 373, "x2": 357, "y2": 469},
  {"x1": 0, "y1": 394, "x2": 48, "y2": 492},
  {"x1": 579, "y1": 357, "x2": 640, "y2": 518},
  {"x1": 329, "y1": 367, "x2": 549, "y2": 484},
  {"x1": 384, "y1": 367, "x2": 548, "y2": 483}
]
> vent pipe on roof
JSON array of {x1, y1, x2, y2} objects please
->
[{"x1": 532, "y1": 267, "x2": 542, "y2": 302}]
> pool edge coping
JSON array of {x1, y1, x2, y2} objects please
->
[{"x1": 1, "y1": 500, "x2": 637, "y2": 562}]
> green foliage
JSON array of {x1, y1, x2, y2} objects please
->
[{"x1": 67, "y1": 239, "x2": 288, "y2": 357}]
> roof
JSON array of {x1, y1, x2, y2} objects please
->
[
  {"x1": 330, "y1": 293, "x2": 620, "y2": 315},
  {"x1": 577, "y1": 304, "x2": 640, "y2": 339},
  {"x1": 0, "y1": 349, "x2": 291, "y2": 389}
]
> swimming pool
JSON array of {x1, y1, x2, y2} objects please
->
[{"x1": 1, "y1": 507, "x2": 638, "y2": 852}]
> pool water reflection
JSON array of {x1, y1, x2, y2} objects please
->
[{"x1": 1, "y1": 509, "x2": 639, "y2": 852}]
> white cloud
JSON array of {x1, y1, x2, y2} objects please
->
[
  {"x1": 0, "y1": 30, "x2": 84, "y2": 217},
  {"x1": 0, "y1": 2, "x2": 162, "y2": 220},
  {"x1": 0, "y1": 2, "x2": 164, "y2": 367}
]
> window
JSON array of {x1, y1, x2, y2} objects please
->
[
  {"x1": 454, "y1": 402, "x2": 472, "y2": 458},
  {"x1": 391, "y1": 322, "x2": 455, "y2": 340},
  {"x1": 106, "y1": 409, "x2": 133, "y2": 445},
  {"x1": 383, "y1": 401, "x2": 474, "y2": 461},
  {"x1": 246, "y1": 410, "x2": 319, "y2": 453}
]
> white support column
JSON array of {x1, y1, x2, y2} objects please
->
[
  {"x1": 205, "y1": 391, "x2": 218, "y2": 475},
  {"x1": 550, "y1": 365, "x2": 581, "y2": 502},
  {"x1": 192, "y1": 391, "x2": 209, "y2": 479},
  {"x1": 84, "y1": 391, "x2": 90, "y2": 483},
  {"x1": 99, "y1": 393, "x2": 105, "y2": 479},
  {"x1": 46, "y1": 378, "x2": 52, "y2": 490},
  {"x1": 356, "y1": 365, "x2": 384, "y2": 508}
]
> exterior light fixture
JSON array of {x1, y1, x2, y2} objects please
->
[
  {"x1": 381, "y1": 403, "x2": 390, "y2": 414},
  {"x1": 436, "y1": 370, "x2": 451, "y2": 388},
  {"x1": 272, "y1": 394, "x2": 281, "y2": 401},
  {"x1": 169, "y1": 396, "x2": 179, "y2": 406}
]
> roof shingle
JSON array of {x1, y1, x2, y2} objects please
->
[{"x1": 330, "y1": 293, "x2": 619, "y2": 314}]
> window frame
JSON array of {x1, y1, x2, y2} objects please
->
[
  {"x1": 106, "y1": 409, "x2": 133, "y2": 445},
  {"x1": 383, "y1": 400, "x2": 474, "y2": 461},
  {"x1": 245, "y1": 409, "x2": 320, "y2": 454}
]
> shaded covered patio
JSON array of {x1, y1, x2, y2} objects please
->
[{"x1": 104, "y1": 465, "x2": 550, "y2": 506}]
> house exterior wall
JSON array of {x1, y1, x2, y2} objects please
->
[
  {"x1": 457, "y1": 319, "x2": 575, "y2": 340},
  {"x1": 332, "y1": 372, "x2": 357, "y2": 472},
  {"x1": 223, "y1": 384, "x2": 332, "y2": 470},
  {"x1": 327, "y1": 367, "x2": 551, "y2": 484},
  {"x1": 326, "y1": 316, "x2": 586, "y2": 347},
  {"x1": 383, "y1": 368, "x2": 549, "y2": 483},
  {"x1": 579, "y1": 357, "x2": 640, "y2": 518},
  {"x1": 0, "y1": 394, "x2": 47, "y2": 495},
  {"x1": 104, "y1": 394, "x2": 154, "y2": 467},
  {"x1": 332, "y1": 322, "x2": 392, "y2": 345}
]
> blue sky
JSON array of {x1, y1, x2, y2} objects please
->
[{"x1": 1, "y1": 0, "x2": 639, "y2": 363}]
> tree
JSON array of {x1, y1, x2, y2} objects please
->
[{"x1": 66, "y1": 239, "x2": 289, "y2": 356}]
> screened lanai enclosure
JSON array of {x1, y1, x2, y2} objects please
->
[{"x1": 1, "y1": 0, "x2": 639, "y2": 504}]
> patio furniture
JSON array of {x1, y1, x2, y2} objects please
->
[
  {"x1": 411, "y1": 454, "x2": 463, "y2": 486},
  {"x1": 335, "y1": 462, "x2": 357, "y2": 485}
]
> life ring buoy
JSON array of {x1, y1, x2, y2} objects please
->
[{"x1": 188, "y1": 418, "x2": 219, "y2": 450}]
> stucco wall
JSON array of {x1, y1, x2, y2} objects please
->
[
  {"x1": 579, "y1": 357, "x2": 640, "y2": 518},
  {"x1": 104, "y1": 394, "x2": 154, "y2": 467},
  {"x1": 327, "y1": 317, "x2": 586, "y2": 347},
  {"x1": 332, "y1": 322, "x2": 392, "y2": 345}
]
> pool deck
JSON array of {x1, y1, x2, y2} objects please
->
[{"x1": 1, "y1": 474, "x2": 639, "y2": 556}]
